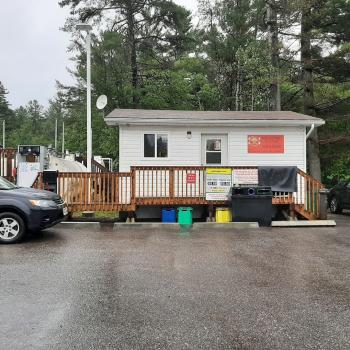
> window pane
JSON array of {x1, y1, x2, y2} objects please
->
[
  {"x1": 206, "y1": 152, "x2": 221, "y2": 164},
  {"x1": 157, "y1": 134, "x2": 168, "y2": 158},
  {"x1": 144, "y1": 134, "x2": 155, "y2": 157},
  {"x1": 206, "y1": 139, "x2": 221, "y2": 151}
]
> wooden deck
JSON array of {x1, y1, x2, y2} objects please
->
[{"x1": 33, "y1": 166, "x2": 324, "y2": 220}]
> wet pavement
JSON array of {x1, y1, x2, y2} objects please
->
[{"x1": 1, "y1": 213, "x2": 350, "y2": 349}]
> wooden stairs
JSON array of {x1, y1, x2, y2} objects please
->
[
  {"x1": 292, "y1": 169, "x2": 325, "y2": 220},
  {"x1": 293, "y1": 204, "x2": 318, "y2": 220}
]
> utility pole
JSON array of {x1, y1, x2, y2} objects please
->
[
  {"x1": 55, "y1": 119, "x2": 58, "y2": 151},
  {"x1": 2, "y1": 120, "x2": 5, "y2": 149},
  {"x1": 267, "y1": 0, "x2": 281, "y2": 111},
  {"x1": 76, "y1": 23, "x2": 93, "y2": 172},
  {"x1": 62, "y1": 121, "x2": 65, "y2": 157}
]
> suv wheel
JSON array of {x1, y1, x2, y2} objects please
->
[
  {"x1": 0, "y1": 212, "x2": 26, "y2": 244},
  {"x1": 330, "y1": 197, "x2": 342, "y2": 214}
]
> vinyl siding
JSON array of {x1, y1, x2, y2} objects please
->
[{"x1": 119, "y1": 125, "x2": 306, "y2": 172}]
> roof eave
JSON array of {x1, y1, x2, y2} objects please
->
[{"x1": 104, "y1": 118, "x2": 325, "y2": 127}]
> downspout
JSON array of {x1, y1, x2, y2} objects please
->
[
  {"x1": 304, "y1": 123, "x2": 315, "y2": 172},
  {"x1": 306, "y1": 123, "x2": 315, "y2": 139}
]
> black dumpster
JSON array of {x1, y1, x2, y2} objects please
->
[
  {"x1": 231, "y1": 186, "x2": 273, "y2": 226},
  {"x1": 43, "y1": 170, "x2": 58, "y2": 193}
]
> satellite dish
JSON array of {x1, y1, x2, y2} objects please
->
[{"x1": 96, "y1": 95, "x2": 108, "y2": 110}]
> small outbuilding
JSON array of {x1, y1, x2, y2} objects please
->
[{"x1": 32, "y1": 110, "x2": 327, "y2": 222}]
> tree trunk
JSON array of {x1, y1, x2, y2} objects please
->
[
  {"x1": 235, "y1": 62, "x2": 241, "y2": 111},
  {"x1": 126, "y1": 4, "x2": 139, "y2": 108},
  {"x1": 251, "y1": 81, "x2": 255, "y2": 111},
  {"x1": 267, "y1": 0, "x2": 281, "y2": 111},
  {"x1": 301, "y1": 5, "x2": 321, "y2": 180}
]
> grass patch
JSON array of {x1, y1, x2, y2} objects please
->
[{"x1": 71, "y1": 211, "x2": 119, "y2": 221}]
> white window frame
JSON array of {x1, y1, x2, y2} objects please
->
[
  {"x1": 201, "y1": 134, "x2": 228, "y2": 166},
  {"x1": 143, "y1": 132, "x2": 169, "y2": 159}
]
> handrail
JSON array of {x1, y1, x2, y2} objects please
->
[
  {"x1": 297, "y1": 169, "x2": 324, "y2": 188},
  {"x1": 75, "y1": 157, "x2": 111, "y2": 173},
  {"x1": 131, "y1": 165, "x2": 259, "y2": 171},
  {"x1": 295, "y1": 169, "x2": 324, "y2": 219},
  {"x1": 91, "y1": 159, "x2": 111, "y2": 173}
]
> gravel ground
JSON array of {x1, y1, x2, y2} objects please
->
[{"x1": 1, "y1": 213, "x2": 350, "y2": 349}]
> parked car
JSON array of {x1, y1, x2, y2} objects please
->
[
  {"x1": 0, "y1": 176, "x2": 67, "y2": 243},
  {"x1": 328, "y1": 181, "x2": 350, "y2": 214}
]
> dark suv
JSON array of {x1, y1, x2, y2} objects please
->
[
  {"x1": 328, "y1": 181, "x2": 350, "y2": 214},
  {"x1": 0, "y1": 176, "x2": 67, "y2": 243}
]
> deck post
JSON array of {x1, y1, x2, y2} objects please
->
[
  {"x1": 289, "y1": 205, "x2": 296, "y2": 220},
  {"x1": 208, "y1": 203, "x2": 215, "y2": 222},
  {"x1": 129, "y1": 168, "x2": 137, "y2": 222},
  {"x1": 131, "y1": 168, "x2": 136, "y2": 205},
  {"x1": 169, "y1": 168, "x2": 174, "y2": 200}
]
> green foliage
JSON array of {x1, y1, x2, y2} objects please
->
[{"x1": 1, "y1": 0, "x2": 349, "y2": 180}]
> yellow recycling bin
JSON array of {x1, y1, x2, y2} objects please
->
[{"x1": 215, "y1": 207, "x2": 232, "y2": 223}]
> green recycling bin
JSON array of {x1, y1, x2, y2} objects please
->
[{"x1": 177, "y1": 207, "x2": 193, "y2": 225}]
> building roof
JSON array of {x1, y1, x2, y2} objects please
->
[{"x1": 105, "y1": 109, "x2": 325, "y2": 127}]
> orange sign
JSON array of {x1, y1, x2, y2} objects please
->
[
  {"x1": 186, "y1": 173, "x2": 196, "y2": 184},
  {"x1": 248, "y1": 135, "x2": 284, "y2": 154}
]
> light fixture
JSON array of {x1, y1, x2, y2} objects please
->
[{"x1": 187, "y1": 131, "x2": 192, "y2": 139}]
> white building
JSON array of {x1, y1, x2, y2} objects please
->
[{"x1": 105, "y1": 109, "x2": 324, "y2": 172}]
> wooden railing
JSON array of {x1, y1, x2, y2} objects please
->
[
  {"x1": 133, "y1": 166, "x2": 206, "y2": 205},
  {"x1": 32, "y1": 166, "x2": 324, "y2": 219},
  {"x1": 91, "y1": 159, "x2": 111, "y2": 173},
  {"x1": 294, "y1": 169, "x2": 325, "y2": 219},
  {"x1": 75, "y1": 157, "x2": 111, "y2": 173},
  {"x1": 132, "y1": 166, "x2": 295, "y2": 206},
  {"x1": 34, "y1": 172, "x2": 133, "y2": 211}
]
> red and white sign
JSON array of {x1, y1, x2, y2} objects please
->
[
  {"x1": 186, "y1": 173, "x2": 196, "y2": 184},
  {"x1": 248, "y1": 135, "x2": 284, "y2": 154}
]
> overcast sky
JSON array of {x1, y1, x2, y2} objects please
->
[{"x1": 0, "y1": 0, "x2": 198, "y2": 109}]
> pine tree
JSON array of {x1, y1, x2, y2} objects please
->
[
  {"x1": 60, "y1": 0, "x2": 193, "y2": 108},
  {"x1": 0, "y1": 82, "x2": 15, "y2": 147}
]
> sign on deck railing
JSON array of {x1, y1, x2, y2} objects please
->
[{"x1": 205, "y1": 168, "x2": 232, "y2": 201}]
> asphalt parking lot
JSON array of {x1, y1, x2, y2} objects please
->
[{"x1": 1, "y1": 213, "x2": 350, "y2": 350}]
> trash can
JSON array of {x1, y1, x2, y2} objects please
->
[
  {"x1": 43, "y1": 170, "x2": 59, "y2": 193},
  {"x1": 215, "y1": 207, "x2": 232, "y2": 223},
  {"x1": 162, "y1": 208, "x2": 176, "y2": 223},
  {"x1": 177, "y1": 207, "x2": 193, "y2": 225},
  {"x1": 231, "y1": 187, "x2": 273, "y2": 226}
]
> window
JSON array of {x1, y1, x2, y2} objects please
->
[
  {"x1": 206, "y1": 139, "x2": 221, "y2": 164},
  {"x1": 144, "y1": 133, "x2": 168, "y2": 158},
  {"x1": 157, "y1": 134, "x2": 168, "y2": 157},
  {"x1": 144, "y1": 134, "x2": 155, "y2": 157}
]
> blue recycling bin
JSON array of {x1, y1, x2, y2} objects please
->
[{"x1": 162, "y1": 208, "x2": 176, "y2": 223}]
